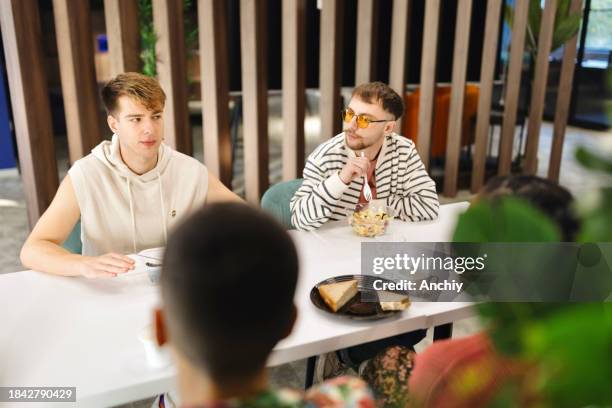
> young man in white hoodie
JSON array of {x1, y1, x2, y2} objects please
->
[{"x1": 20, "y1": 72, "x2": 241, "y2": 278}]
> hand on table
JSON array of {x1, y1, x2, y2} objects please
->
[
  {"x1": 78, "y1": 253, "x2": 135, "y2": 278},
  {"x1": 339, "y1": 156, "x2": 370, "y2": 185}
]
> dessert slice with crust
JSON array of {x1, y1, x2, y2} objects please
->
[
  {"x1": 318, "y1": 279, "x2": 359, "y2": 312},
  {"x1": 379, "y1": 291, "x2": 410, "y2": 311}
]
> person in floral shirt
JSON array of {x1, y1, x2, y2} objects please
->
[
  {"x1": 180, "y1": 376, "x2": 374, "y2": 408},
  {"x1": 361, "y1": 345, "x2": 416, "y2": 408},
  {"x1": 154, "y1": 203, "x2": 376, "y2": 408}
]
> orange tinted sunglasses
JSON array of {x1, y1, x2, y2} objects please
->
[{"x1": 341, "y1": 108, "x2": 390, "y2": 129}]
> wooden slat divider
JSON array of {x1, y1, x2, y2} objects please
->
[
  {"x1": 549, "y1": 0, "x2": 582, "y2": 182},
  {"x1": 471, "y1": 0, "x2": 503, "y2": 193},
  {"x1": 355, "y1": 0, "x2": 377, "y2": 84},
  {"x1": 498, "y1": 0, "x2": 529, "y2": 175},
  {"x1": 0, "y1": 0, "x2": 59, "y2": 227},
  {"x1": 524, "y1": 0, "x2": 557, "y2": 174},
  {"x1": 319, "y1": 0, "x2": 344, "y2": 142},
  {"x1": 53, "y1": 0, "x2": 102, "y2": 164},
  {"x1": 416, "y1": 0, "x2": 441, "y2": 169},
  {"x1": 199, "y1": 0, "x2": 232, "y2": 186},
  {"x1": 443, "y1": 0, "x2": 473, "y2": 197},
  {"x1": 240, "y1": 0, "x2": 269, "y2": 203},
  {"x1": 389, "y1": 0, "x2": 411, "y2": 133},
  {"x1": 2, "y1": 0, "x2": 585, "y2": 213},
  {"x1": 153, "y1": 0, "x2": 191, "y2": 155},
  {"x1": 104, "y1": 0, "x2": 141, "y2": 76},
  {"x1": 282, "y1": 0, "x2": 306, "y2": 181}
]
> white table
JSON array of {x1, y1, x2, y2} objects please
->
[{"x1": 0, "y1": 202, "x2": 473, "y2": 407}]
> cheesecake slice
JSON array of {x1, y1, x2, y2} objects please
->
[
  {"x1": 318, "y1": 279, "x2": 359, "y2": 312},
  {"x1": 379, "y1": 291, "x2": 410, "y2": 311}
]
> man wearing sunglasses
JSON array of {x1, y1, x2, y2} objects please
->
[{"x1": 290, "y1": 81, "x2": 439, "y2": 231}]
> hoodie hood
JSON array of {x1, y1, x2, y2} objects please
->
[
  {"x1": 91, "y1": 134, "x2": 170, "y2": 253},
  {"x1": 91, "y1": 134, "x2": 172, "y2": 183}
]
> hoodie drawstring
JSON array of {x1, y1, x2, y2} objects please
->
[
  {"x1": 124, "y1": 174, "x2": 168, "y2": 253},
  {"x1": 157, "y1": 172, "x2": 168, "y2": 245},
  {"x1": 126, "y1": 179, "x2": 137, "y2": 253}
]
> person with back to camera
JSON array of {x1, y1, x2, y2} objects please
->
[{"x1": 155, "y1": 202, "x2": 376, "y2": 407}]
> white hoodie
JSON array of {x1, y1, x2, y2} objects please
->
[{"x1": 68, "y1": 134, "x2": 208, "y2": 256}]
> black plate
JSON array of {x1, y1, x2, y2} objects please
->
[{"x1": 310, "y1": 275, "x2": 409, "y2": 321}]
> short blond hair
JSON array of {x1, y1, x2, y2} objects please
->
[{"x1": 101, "y1": 72, "x2": 166, "y2": 115}]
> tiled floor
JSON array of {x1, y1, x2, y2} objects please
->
[{"x1": 1, "y1": 95, "x2": 610, "y2": 407}]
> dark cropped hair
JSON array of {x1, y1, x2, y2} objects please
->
[
  {"x1": 101, "y1": 72, "x2": 166, "y2": 115},
  {"x1": 480, "y1": 175, "x2": 580, "y2": 241},
  {"x1": 352, "y1": 82, "x2": 405, "y2": 119},
  {"x1": 161, "y1": 203, "x2": 299, "y2": 385}
]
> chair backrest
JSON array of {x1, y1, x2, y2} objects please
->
[
  {"x1": 261, "y1": 179, "x2": 304, "y2": 230},
  {"x1": 62, "y1": 219, "x2": 82, "y2": 254}
]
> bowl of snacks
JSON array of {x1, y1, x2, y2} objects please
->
[{"x1": 348, "y1": 203, "x2": 394, "y2": 237}]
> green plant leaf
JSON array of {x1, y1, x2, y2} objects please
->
[
  {"x1": 137, "y1": 0, "x2": 198, "y2": 78},
  {"x1": 503, "y1": 3, "x2": 514, "y2": 29},
  {"x1": 453, "y1": 197, "x2": 561, "y2": 243},
  {"x1": 478, "y1": 302, "x2": 564, "y2": 355},
  {"x1": 521, "y1": 303, "x2": 612, "y2": 407},
  {"x1": 575, "y1": 147, "x2": 612, "y2": 174},
  {"x1": 577, "y1": 188, "x2": 612, "y2": 242},
  {"x1": 484, "y1": 382, "x2": 524, "y2": 408},
  {"x1": 527, "y1": 0, "x2": 542, "y2": 52},
  {"x1": 507, "y1": 0, "x2": 583, "y2": 56},
  {"x1": 138, "y1": 0, "x2": 157, "y2": 77},
  {"x1": 183, "y1": 0, "x2": 199, "y2": 52},
  {"x1": 551, "y1": 11, "x2": 582, "y2": 52},
  {"x1": 556, "y1": 0, "x2": 570, "y2": 23}
]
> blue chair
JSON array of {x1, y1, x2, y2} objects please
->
[
  {"x1": 62, "y1": 219, "x2": 82, "y2": 254},
  {"x1": 261, "y1": 179, "x2": 303, "y2": 230}
]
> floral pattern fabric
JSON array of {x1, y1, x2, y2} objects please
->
[
  {"x1": 361, "y1": 345, "x2": 416, "y2": 408},
  {"x1": 184, "y1": 376, "x2": 375, "y2": 408}
]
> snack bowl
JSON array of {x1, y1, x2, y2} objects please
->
[{"x1": 347, "y1": 203, "x2": 395, "y2": 237}]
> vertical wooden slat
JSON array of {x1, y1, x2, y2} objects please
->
[
  {"x1": 389, "y1": 0, "x2": 411, "y2": 132},
  {"x1": 498, "y1": 0, "x2": 529, "y2": 175},
  {"x1": 319, "y1": 0, "x2": 344, "y2": 142},
  {"x1": 0, "y1": 0, "x2": 58, "y2": 227},
  {"x1": 416, "y1": 0, "x2": 441, "y2": 169},
  {"x1": 355, "y1": 0, "x2": 377, "y2": 84},
  {"x1": 443, "y1": 0, "x2": 473, "y2": 197},
  {"x1": 282, "y1": 0, "x2": 306, "y2": 181},
  {"x1": 199, "y1": 0, "x2": 232, "y2": 186},
  {"x1": 53, "y1": 0, "x2": 102, "y2": 164},
  {"x1": 104, "y1": 0, "x2": 141, "y2": 76},
  {"x1": 240, "y1": 0, "x2": 269, "y2": 203},
  {"x1": 153, "y1": 0, "x2": 191, "y2": 155},
  {"x1": 549, "y1": 0, "x2": 582, "y2": 182},
  {"x1": 471, "y1": 0, "x2": 503, "y2": 193},
  {"x1": 524, "y1": 0, "x2": 557, "y2": 174}
]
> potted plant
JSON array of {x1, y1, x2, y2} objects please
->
[
  {"x1": 452, "y1": 142, "x2": 612, "y2": 406},
  {"x1": 138, "y1": 0, "x2": 200, "y2": 99}
]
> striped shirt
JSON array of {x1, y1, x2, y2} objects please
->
[{"x1": 290, "y1": 132, "x2": 439, "y2": 231}]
